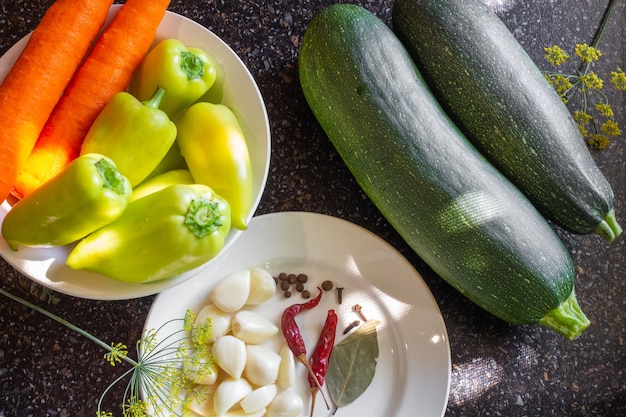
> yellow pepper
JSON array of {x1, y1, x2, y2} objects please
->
[{"x1": 176, "y1": 102, "x2": 253, "y2": 230}]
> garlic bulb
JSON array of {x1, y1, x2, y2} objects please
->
[
  {"x1": 277, "y1": 344, "x2": 296, "y2": 389},
  {"x1": 193, "y1": 303, "x2": 232, "y2": 343},
  {"x1": 212, "y1": 377, "x2": 252, "y2": 416},
  {"x1": 266, "y1": 389, "x2": 304, "y2": 417},
  {"x1": 209, "y1": 269, "x2": 251, "y2": 312},
  {"x1": 246, "y1": 268, "x2": 277, "y2": 305},
  {"x1": 240, "y1": 384, "x2": 278, "y2": 414},
  {"x1": 244, "y1": 344, "x2": 281, "y2": 386},
  {"x1": 213, "y1": 335, "x2": 247, "y2": 379},
  {"x1": 231, "y1": 310, "x2": 279, "y2": 344}
]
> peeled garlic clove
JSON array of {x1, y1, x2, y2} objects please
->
[
  {"x1": 246, "y1": 268, "x2": 276, "y2": 305},
  {"x1": 213, "y1": 335, "x2": 247, "y2": 379},
  {"x1": 240, "y1": 384, "x2": 278, "y2": 414},
  {"x1": 231, "y1": 310, "x2": 279, "y2": 344},
  {"x1": 277, "y1": 344, "x2": 296, "y2": 389},
  {"x1": 266, "y1": 389, "x2": 304, "y2": 417},
  {"x1": 187, "y1": 384, "x2": 217, "y2": 416},
  {"x1": 193, "y1": 304, "x2": 232, "y2": 343},
  {"x1": 213, "y1": 377, "x2": 252, "y2": 416},
  {"x1": 209, "y1": 269, "x2": 251, "y2": 312},
  {"x1": 223, "y1": 409, "x2": 266, "y2": 417},
  {"x1": 244, "y1": 344, "x2": 281, "y2": 386},
  {"x1": 183, "y1": 347, "x2": 219, "y2": 385}
]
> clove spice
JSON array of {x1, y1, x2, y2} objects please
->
[
  {"x1": 353, "y1": 304, "x2": 367, "y2": 321},
  {"x1": 343, "y1": 320, "x2": 360, "y2": 334},
  {"x1": 336, "y1": 287, "x2": 344, "y2": 304}
]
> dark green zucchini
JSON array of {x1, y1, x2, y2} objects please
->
[
  {"x1": 299, "y1": 4, "x2": 589, "y2": 339},
  {"x1": 392, "y1": 0, "x2": 622, "y2": 242}
]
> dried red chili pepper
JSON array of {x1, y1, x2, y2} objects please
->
[
  {"x1": 308, "y1": 308, "x2": 337, "y2": 417},
  {"x1": 281, "y1": 287, "x2": 323, "y2": 357},
  {"x1": 280, "y1": 287, "x2": 329, "y2": 404}
]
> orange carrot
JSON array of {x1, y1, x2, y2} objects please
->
[
  {"x1": 12, "y1": 0, "x2": 171, "y2": 199},
  {"x1": 0, "y1": 0, "x2": 114, "y2": 202}
]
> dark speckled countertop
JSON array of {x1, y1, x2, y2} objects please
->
[{"x1": 1, "y1": 1, "x2": 624, "y2": 416}]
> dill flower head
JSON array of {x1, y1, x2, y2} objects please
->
[
  {"x1": 544, "y1": 45, "x2": 569, "y2": 66},
  {"x1": 543, "y1": 40, "x2": 623, "y2": 150},
  {"x1": 575, "y1": 43, "x2": 602, "y2": 63},
  {"x1": 610, "y1": 68, "x2": 626, "y2": 91}
]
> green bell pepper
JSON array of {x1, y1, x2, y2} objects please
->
[
  {"x1": 1, "y1": 154, "x2": 131, "y2": 251},
  {"x1": 80, "y1": 87, "x2": 177, "y2": 187},
  {"x1": 129, "y1": 38, "x2": 218, "y2": 120},
  {"x1": 176, "y1": 102, "x2": 253, "y2": 230},
  {"x1": 66, "y1": 183, "x2": 231, "y2": 283}
]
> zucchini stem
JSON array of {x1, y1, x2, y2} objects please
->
[
  {"x1": 594, "y1": 208, "x2": 623, "y2": 243},
  {"x1": 539, "y1": 289, "x2": 590, "y2": 340}
]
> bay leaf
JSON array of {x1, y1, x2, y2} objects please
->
[{"x1": 326, "y1": 319, "x2": 380, "y2": 409}]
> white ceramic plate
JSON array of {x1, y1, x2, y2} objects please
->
[
  {"x1": 144, "y1": 212, "x2": 451, "y2": 417},
  {"x1": 0, "y1": 6, "x2": 271, "y2": 300}
]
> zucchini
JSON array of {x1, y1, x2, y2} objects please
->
[
  {"x1": 299, "y1": 4, "x2": 589, "y2": 339},
  {"x1": 392, "y1": 0, "x2": 622, "y2": 242}
]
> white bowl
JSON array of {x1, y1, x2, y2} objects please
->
[{"x1": 0, "y1": 6, "x2": 271, "y2": 300}]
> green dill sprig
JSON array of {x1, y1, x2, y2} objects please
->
[
  {"x1": 542, "y1": 0, "x2": 624, "y2": 150},
  {"x1": 0, "y1": 287, "x2": 214, "y2": 417}
]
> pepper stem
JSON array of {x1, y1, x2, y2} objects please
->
[
  {"x1": 180, "y1": 50, "x2": 205, "y2": 80},
  {"x1": 95, "y1": 157, "x2": 128, "y2": 196},
  {"x1": 310, "y1": 387, "x2": 319, "y2": 417},
  {"x1": 538, "y1": 289, "x2": 590, "y2": 340},
  {"x1": 143, "y1": 86, "x2": 166, "y2": 109},
  {"x1": 184, "y1": 198, "x2": 223, "y2": 238},
  {"x1": 297, "y1": 354, "x2": 330, "y2": 410}
]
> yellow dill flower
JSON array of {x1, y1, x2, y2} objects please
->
[
  {"x1": 575, "y1": 43, "x2": 602, "y2": 62},
  {"x1": 543, "y1": 74, "x2": 555, "y2": 86},
  {"x1": 139, "y1": 328, "x2": 158, "y2": 353},
  {"x1": 601, "y1": 119, "x2": 621, "y2": 136},
  {"x1": 577, "y1": 124, "x2": 589, "y2": 137},
  {"x1": 553, "y1": 75, "x2": 573, "y2": 94},
  {"x1": 573, "y1": 110, "x2": 593, "y2": 125},
  {"x1": 96, "y1": 412, "x2": 113, "y2": 417},
  {"x1": 610, "y1": 67, "x2": 626, "y2": 91},
  {"x1": 581, "y1": 71, "x2": 603, "y2": 89},
  {"x1": 104, "y1": 342, "x2": 128, "y2": 366},
  {"x1": 184, "y1": 309, "x2": 196, "y2": 332},
  {"x1": 122, "y1": 397, "x2": 147, "y2": 417},
  {"x1": 595, "y1": 102, "x2": 614, "y2": 118},
  {"x1": 191, "y1": 314, "x2": 213, "y2": 347},
  {"x1": 587, "y1": 134, "x2": 610, "y2": 150},
  {"x1": 544, "y1": 45, "x2": 569, "y2": 66}
]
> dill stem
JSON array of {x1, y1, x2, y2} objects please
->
[
  {"x1": 591, "y1": 0, "x2": 619, "y2": 50},
  {"x1": 0, "y1": 287, "x2": 139, "y2": 367},
  {"x1": 580, "y1": 0, "x2": 619, "y2": 75}
]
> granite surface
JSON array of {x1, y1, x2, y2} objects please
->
[{"x1": 0, "y1": 0, "x2": 624, "y2": 416}]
